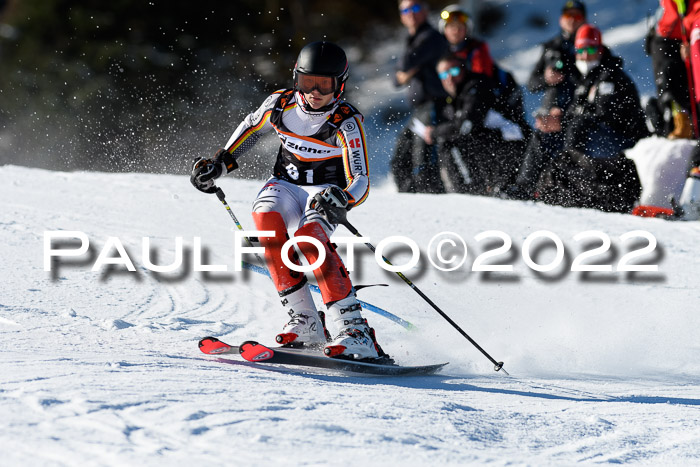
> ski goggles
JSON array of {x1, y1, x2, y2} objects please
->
[
  {"x1": 440, "y1": 10, "x2": 469, "y2": 25},
  {"x1": 562, "y1": 10, "x2": 585, "y2": 21},
  {"x1": 296, "y1": 73, "x2": 336, "y2": 95},
  {"x1": 438, "y1": 66, "x2": 462, "y2": 80},
  {"x1": 575, "y1": 46, "x2": 599, "y2": 55},
  {"x1": 400, "y1": 4, "x2": 422, "y2": 15}
]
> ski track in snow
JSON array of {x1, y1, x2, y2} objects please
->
[{"x1": 1, "y1": 165, "x2": 699, "y2": 465}]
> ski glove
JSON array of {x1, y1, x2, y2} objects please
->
[
  {"x1": 310, "y1": 185, "x2": 349, "y2": 225},
  {"x1": 190, "y1": 149, "x2": 237, "y2": 194},
  {"x1": 190, "y1": 158, "x2": 222, "y2": 194}
]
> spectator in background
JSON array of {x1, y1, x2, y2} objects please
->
[
  {"x1": 681, "y1": 1, "x2": 700, "y2": 137},
  {"x1": 391, "y1": 0, "x2": 448, "y2": 193},
  {"x1": 439, "y1": 4, "x2": 529, "y2": 132},
  {"x1": 507, "y1": 0, "x2": 585, "y2": 199},
  {"x1": 439, "y1": 4, "x2": 494, "y2": 77},
  {"x1": 528, "y1": 0, "x2": 585, "y2": 96},
  {"x1": 675, "y1": 1, "x2": 700, "y2": 219},
  {"x1": 563, "y1": 25, "x2": 648, "y2": 159},
  {"x1": 644, "y1": 0, "x2": 693, "y2": 139},
  {"x1": 536, "y1": 24, "x2": 648, "y2": 212},
  {"x1": 438, "y1": 4, "x2": 531, "y2": 194},
  {"x1": 425, "y1": 53, "x2": 495, "y2": 193},
  {"x1": 527, "y1": 0, "x2": 585, "y2": 132}
]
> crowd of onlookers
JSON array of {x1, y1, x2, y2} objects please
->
[{"x1": 391, "y1": 0, "x2": 700, "y2": 215}]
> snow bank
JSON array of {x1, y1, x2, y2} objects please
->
[{"x1": 627, "y1": 137, "x2": 695, "y2": 209}]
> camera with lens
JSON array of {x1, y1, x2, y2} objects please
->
[{"x1": 544, "y1": 49, "x2": 564, "y2": 71}]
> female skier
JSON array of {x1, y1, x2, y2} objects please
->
[{"x1": 190, "y1": 41, "x2": 385, "y2": 360}]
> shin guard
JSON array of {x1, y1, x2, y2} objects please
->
[
  {"x1": 295, "y1": 222, "x2": 352, "y2": 305},
  {"x1": 252, "y1": 211, "x2": 304, "y2": 294}
]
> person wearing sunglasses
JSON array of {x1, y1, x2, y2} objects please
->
[
  {"x1": 425, "y1": 54, "x2": 496, "y2": 193},
  {"x1": 190, "y1": 41, "x2": 389, "y2": 361},
  {"x1": 507, "y1": 1, "x2": 587, "y2": 201},
  {"x1": 563, "y1": 24, "x2": 648, "y2": 155},
  {"x1": 439, "y1": 3, "x2": 531, "y2": 192},
  {"x1": 532, "y1": 24, "x2": 648, "y2": 211},
  {"x1": 391, "y1": 0, "x2": 448, "y2": 193}
]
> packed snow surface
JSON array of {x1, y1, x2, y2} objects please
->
[
  {"x1": 1, "y1": 165, "x2": 699, "y2": 465},
  {"x1": 3, "y1": 0, "x2": 700, "y2": 463}
]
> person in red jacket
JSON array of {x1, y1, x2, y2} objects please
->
[
  {"x1": 680, "y1": 1, "x2": 700, "y2": 217},
  {"x1": 645, "y1": 0, "x2": 694, "y2": 138},
  {"x1": 438, "y1": 4, "x2": 494, "y2": 78},
  {"x1": 438, "y1": 3, "x2": 528, "y2": 129},
  {"x1": 682, "y1": 0, "x2": 700, "y2": 138}
]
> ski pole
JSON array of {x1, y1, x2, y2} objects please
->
[
  {"x1": 215, "y1": 188, "x2": 267, "y2": 268},
  {"x1": 339, "y1": 218, "x2": 508, "y2": 375}
]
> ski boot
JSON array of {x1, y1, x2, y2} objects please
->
[
  {"x1": 275, "y1": 285, "x2": 329, "y2": 348},
  {"x1": 323, "y1": 295, "x2": 387, "y2": 361}
]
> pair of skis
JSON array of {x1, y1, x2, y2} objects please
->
[{"x1": 199, "y1": 336, "x2": 448, "y2": 376}]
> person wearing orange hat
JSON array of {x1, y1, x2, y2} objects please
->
[{"x1": 526, "y1": 1, "x2": 586, "y2": 134}]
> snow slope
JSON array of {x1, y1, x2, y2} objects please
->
[
  {"x1": 2, "y1": 0, "x2": 700, "y2": 464},
  {"x1": 2, "y1": 165, "x2": 699, "y2": 465}
]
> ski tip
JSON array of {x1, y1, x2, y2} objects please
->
[
  {"x1": 240, "y1": 341, "x2": 275, "y2": 362},
  {"x1": 198, "y1": 336, "x2": 231, "y2": 355},
  {"x1": 198, "y1": 336, "x2": 219, "y2": 346}
]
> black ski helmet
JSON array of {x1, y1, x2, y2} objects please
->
[{"x1": 293, "y1": 41, "x2": 349, "y2": 99}]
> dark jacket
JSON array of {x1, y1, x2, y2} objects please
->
[
  {"x1": 533, "y1": 73, "x2": 578, "y2": 127},
  {"x1": 395, "y1": 22, "x2": 448, "y2": 106},
  {"x1": 563, "y1": 48, "x2": 649, "y2": 150},
  {"x1": 527, "y1": 31, "x2": 581, "y2": 94},
  {"x1": 451, "y1": 37, "x2": 527, "y2": 133},
  {"x1": 492, "y1": 65, "x2": 531, "y2": 139},
  {"x1": 432, "y1": 72, "x2": 495, "y2": 145}
]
